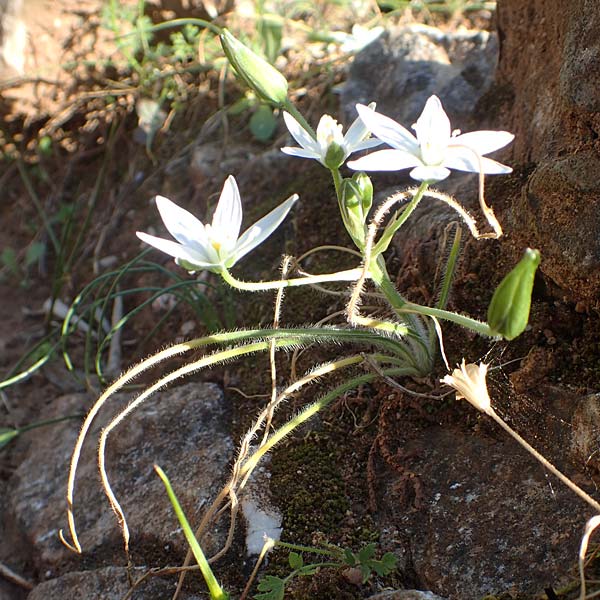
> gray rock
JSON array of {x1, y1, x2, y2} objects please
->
[
  {"x1": 570, "y1": 393, "x2": 600, "y2": 473},
  {"x1": 341, "y1": 24, "x2": 498, "y2": 129},
  {"x1": 27, "y1": 566, "x2": 202, "y2": 600},
  {"x1": 374, "y1": 423, "x2": 587, "y2": 599},
  {"x1": 367, "y1": 591, "x2": 447, "y2": 600},
  {"x1": 7, "y1": 382, "x2": 233, "y2": 572}
]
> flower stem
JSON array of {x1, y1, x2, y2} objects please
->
[
  {"x1": 487, "y1": 409, "x2": 600, "y2": 514},
  {"x1": 219, "y1": 266, "x2": 363, "y2": 291},
  {"x1": 400, "y1": 302, "x2": 494, "y2": 337}
]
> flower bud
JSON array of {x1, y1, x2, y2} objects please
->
[
  {"x1": 340, "y1": 173, "x2": 373, "y2": 248},
  {"x1": 487, "y1": 248, "x2": 540, "y2": 340},
  {"x1": 220, "y1": 29, "x2": 288, "y2": 105}
]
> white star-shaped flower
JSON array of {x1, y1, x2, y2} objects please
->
[
  {"x1": 281, "y1": 106, "x2": 381, "y2": 168},
  {"x1": 347, "y1": 96, "x2": 514, "y2": 182},
  {"x1": 137, "y1": 175, "x2": 298, "y2": 272}
]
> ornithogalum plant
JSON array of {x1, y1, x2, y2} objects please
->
[{"x1": 61, "y1": 30, "x2": 546, "y2": 600}]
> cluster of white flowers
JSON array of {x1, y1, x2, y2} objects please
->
[{"x1": 138, "y1": 95, "x2": 513, "y2": 272}]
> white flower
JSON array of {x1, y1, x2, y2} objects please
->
[
  {"x1": 137, "y1": 175, "x2": 298, "y2": 272},
  {"x1": 441, "y1": 360, "x2": 493, "y2": 415},
  {"x1": 281, "y1": 105, "x2": 381, "y2": 168},
  {"x1": 330, "y1": 24, "x2": 385, "y2": 53},
  {"x1": 347, "y1": 96, "x2": 514, "y2": 182}
]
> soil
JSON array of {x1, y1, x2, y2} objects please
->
[{"x1": 1, "y1": 2, "x2": 599, "y2": 600}]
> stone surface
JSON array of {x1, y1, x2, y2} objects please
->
[
  {"x1": 341, "y1": 24, "x2": 498, "y2": 131},
  {"x1": 571, "y1": 392, "x2": 600, "y2": 473},
  {"x1": 6, "y1": 382, "x2": 233, "y2": 573},
  {"x1": 367, "y1": 591, "x2": 446, "y2": 600},
  {"x1": 373, "y1": 414, "x2": 590, "y2": 599},
  {"x1": 26, "y1": 566, "x2": 202, "y2": 600},
  {"x1": 489, "y1": 0, "x2": 600, "y2": 300}
]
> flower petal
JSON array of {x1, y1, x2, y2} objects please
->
[
  {"x1": 451, "y1": 130, "x2": 514, "y2": 156},
  {"x1": 355, "y1": 104, "x2": 419, "y2": 153},
  {"x1": 352, "y1": 138, "x2": 384, "y2": 152},
  {"x1": 348, "y1": 148, "x2": 422, "y2": 172},
  {"x1": 155, "y1": 195, "x2": 210, "y2": 251},
  {"x1": 409, "y1": 165, "x2": 451, "y2": 182},
  {"x1": 282, "y1": 111, "x2": 319, "y2": 153},
  {"x1": 444, "y1": 148, "x2": 513, "y2": 175},
  {"x1": 212, "y1": 175, "x2": 243, "y2": 241},
  {"x1": 343, "y1": 108, "x2": 373, "y2": 150},
  {"x1": 281, "y1": 146, "x2": 322, "y2": 160},
  {"x1": 234, "y1": 194, "x2": 298, "y2": 263},
  {"x1": 136, "y1": 232, "x2": 217, "y2": 268},
  {"x1": 412, "y1": 95, "x2": 451, "y2": 147}
]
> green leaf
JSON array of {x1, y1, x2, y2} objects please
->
[
  {"x1": 25, "y1": 242, "x2": 45, "y2": 268},
  {"x1": 360, "y1": 563, "x2": 371, "y2": 583},
  {"x1": 258, "y1": 15, "x2": 283, "y2": 64},
  {"x1": 255, "y1": 575, "x2": 285, "y2": 600},
  {"x1": 155, "y1": 466, "x2": 229, "y2": 600},
  {"x1": 0, "y1": 428, "x2": 19, "y2": 450},
  {"x1": 369, "y1": 553, "x2": 397, "y2": 577},
  {"x1": 343, "y1": 548, "x2": 356, "y2": 566},
  {"x1": 288, "y1": 551, "x2": 304, "y2": 570},
  {"x1": 249, "y1": 105, "x2": 277, "y2": 142},
  {"x1": 357, "y1": 543, "x2": 376, "y2": 562},
  {"x1": 1, "y1": 247, "x2": 18, "y2": 275},
  {"x1": 380, "y1": 552, "x2": 397, "y2": 573}
]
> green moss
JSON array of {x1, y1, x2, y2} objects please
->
[{"x1": 270, "y1": 433, "x2": 349, "y2": 541}]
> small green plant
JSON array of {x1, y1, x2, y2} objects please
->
[{"x1": 255, "y1": 542, "x2": 397, "y2": 600}]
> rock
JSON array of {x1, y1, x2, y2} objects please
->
[
  {"x1": 513, "y1": 150, "x2": 600, "y2": 300},
  {"x1": 27, "y1": 566, "x2": 202, "y2": 600},
  {"x1": 489, "y1": 0, "x2": 600, "y2": 300},
  {"x1": 241, "y1": 462, "x2": 283, "y2": 556},
  {"x1": 6, "y1": 382, "x2": 233, "y2": 572},
  {"x1": 367, "y1": 591, "x2": 447, "y2": 600},
  {"x1": 373, "y1": 420, "x2": 590, "y2": 598},
  {"x1": 571, "y1": 393, "x2": 600, "y2": 473},
  {"x1": 341, "y1": 24, "x2": 498, "y2": 130}
]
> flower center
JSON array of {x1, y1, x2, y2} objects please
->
[{"x1": 316, "y1": 115, "x2": 344, "y2": 149}]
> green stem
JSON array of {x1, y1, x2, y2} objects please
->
[
  {"x1": 16, "y1": 160, "x2": 60, "y2": 255},
  {"x1": 400, "y1": 302, "x2": 494, "y2": 337},
  {"x1": 372, "y1": 181, "x2": 428, "y2": 257},
  {"x1": 16, "y1": 414, "x2": 84, "y2": 434},
  {"x1": 220, "y1": 266, "x2": 363, "y2": 291},
  {"x1": 274, "y1": 540, "x2": 340, "y2": 559},
  {"x1": 241, "y1": 366, "x2": 413, "y2": 476}
]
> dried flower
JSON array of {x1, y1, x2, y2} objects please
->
[{"x1": 442, "y1": 360, "x2": 494, "y2": 415}]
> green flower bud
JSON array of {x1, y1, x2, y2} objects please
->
[
  {"x1": 340, "y1": 173, "x2": 373, "y2": 249},
  {"x1": 220, "y1": 29, "x2": 288, "y2": 105},
  {"x1": 487, "y1": 248, "x2": 540, "y2": 340},
  {"x1": 352, "y1": 172, "x2": 373, "y2": 215}
]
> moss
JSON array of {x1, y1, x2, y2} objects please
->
[{"x1": 270, "y1": 433, "x2": 350, "y2": 541}]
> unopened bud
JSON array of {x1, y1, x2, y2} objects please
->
[
  {"x1": 220, "y1": 29, "x2": 288, "y2": 105},
  {"x1": 487, "y1": 248, "x2": 540, "y2": 340},
  {"x1": 341, "y1": 173, "x2": 373, "y2": 248}
]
